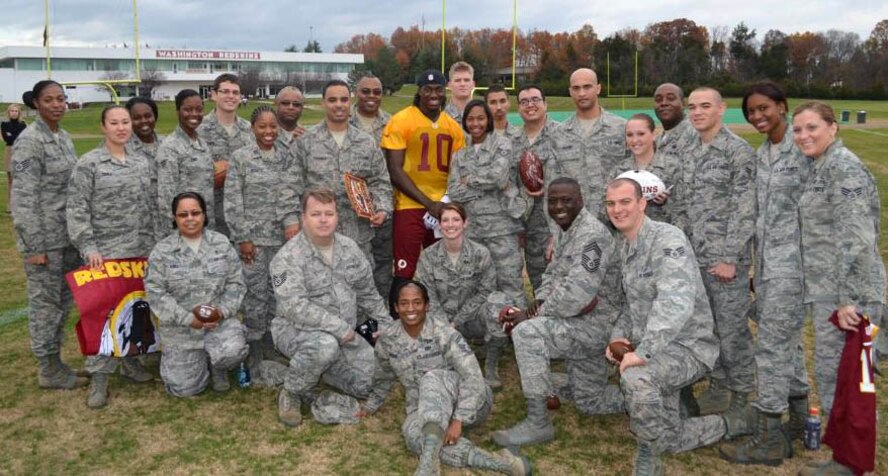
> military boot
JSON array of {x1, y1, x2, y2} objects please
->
[
  {"x1": 718, "y1": 409, "x2": 788, "y2": 466},
  {"x1": 679, "y1": 385, "x2": 700, "y2": 418},
  {"x1": 492, "y1": 399, "x2": 555, "y2": 447},
  {"x1": 696, "y1": 379, "x2": 731, "y2": 415},
  {"x1": 485, "y1": 338, "x2": 507, "y2": 390},
  {"x1": 466, "y1": 447, "x2": 532, "y2": 476},
  {"x1": 210, "y1": 366, "x2": 230, "y2": 392},
  {"x1": 798, "y1": 459, "x2": 855, "y2": 476},
  {"x1": 121, "y1": 356, "x2": 154, "y2": 383},
  {"x1": 38, "y1": 355, "x2": 88, "y2": 389},
  {"x1": 414, "y1": 423, "x2": 444, "y2": 476},
  {"x1": 721, "y1": 403, "x2": 755, "y2": 440},
  {"x1": 51, "y1": 353, "x2": 90, "y2": 378},
  {"x1": 786, "y1": 395, "x2": 808, "y2": 442},
  {"x1": 277, "y1": 388, "x2": 302, "y2": 427},
  {"x1": 87, "y1": 373, "x2": 110, "y2": 409},
  {"x1": 633, "y1": 441, "x2": 663, "y2": 476}
]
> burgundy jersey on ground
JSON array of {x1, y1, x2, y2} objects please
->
[{"x1": 823, "y1": 311, "x2": 878, "y2": 475}]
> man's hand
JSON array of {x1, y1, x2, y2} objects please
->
[
  {"x1": 707, "y1": 262, "x2": 737, "y2": 283},
  {"x1": 526, "y1": 300, "x2": 544, "y2": 319},
  {"x1": 86, "y1": 252, "x2": 104, "y2": 270},
  {"x1": 239, "y1": 241, "x2": 255, "y2": 265},
  {"x1": 444, "y1": 420, "x2": 463, "y2": 445},
  {"x1": 651, "y1": 188, "x2": 672, "y2": 205},
  {"x1": 291, "y1": 126, "x2": 306, "y2": 139},
  {"x1": 605, "y1": 338, "x2": 631, "y2": 364},
  {"x1": 427, "y1": 201, "x2": 445, "y2": 220},
  {"x1": 619, "y1": 351, "x2": 647, "y2": 373},
  {"x1": 545, "y1": 237, "x2": 555, "y2": 262},
  {"x1": 341, "y1": 329, "x2": 356, "y2": 344},
  {"x1": 370, "y1": 211, "x2": 387, "y2": 228},
  {"x1": 836, "y1": 305, "x2": 861, "y2": 332},
  {"x1": 284, "y1": 223, "x2": 301, "y2": 241}
]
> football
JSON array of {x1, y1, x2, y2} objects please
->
[
  {"x1": 193, "y1": 304, "x2": 221, "y2": 323},
  {"x1": 608, "y1": 341, "x2": 635, "y2": 363},
  {"x1": 213, "y1": 160, "x2": 229, "y2": 189},
  {"x1": 519, "y1": 150, "x2": 544, "y2": 193},
  {"x1": 547, "y1": 393, "x2": 561, "y2": 410},
  {"x1": 616, "y1": 169, "x2": 666, "y2": 201}
]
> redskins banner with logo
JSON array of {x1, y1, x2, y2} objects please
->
[{"x1": 65, "y1": 258, "x2": 158, "y2": 356}]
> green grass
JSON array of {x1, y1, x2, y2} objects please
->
[{"x1": 0, "y1": 97, "x2": 886, "y2": 474}]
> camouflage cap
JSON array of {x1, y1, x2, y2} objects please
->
[{"x1": 311, "y1": 390, "x2": 360, "y2": 425}]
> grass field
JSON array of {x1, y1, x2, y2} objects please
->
[{"x1": 0, "y1": 95, "x2": 886, "y2": 475}]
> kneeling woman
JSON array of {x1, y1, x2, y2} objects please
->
[
  {"x1": 412, "y1": 203, "x2": 505, "y2": 388},
  {"x1": 145, "y1": 192, "x2": 248, "y2": 397},
  {"x1": 359, "y1": 280, "x2": 530, "y2": 476}
]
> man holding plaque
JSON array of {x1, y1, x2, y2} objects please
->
[{"x1": 292, "y1": 80, "x2": 392, "y2": 262}]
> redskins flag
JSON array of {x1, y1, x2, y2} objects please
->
[{"x1": 66, "y1": 258, "x2": 158, "y2": 356}]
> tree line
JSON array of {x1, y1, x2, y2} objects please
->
[{"x1": 331, "y1": 18, "x2": 888, "y2": 99}]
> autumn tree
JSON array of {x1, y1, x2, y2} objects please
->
[{"x1": 642, "y1": 18, "x2": 710, "y2": 86}]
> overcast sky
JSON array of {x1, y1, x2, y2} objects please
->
[{"x1": 2, "y1": 0, "x2": 886, "y2": 53}]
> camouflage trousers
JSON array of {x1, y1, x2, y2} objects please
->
[
  {"x1": 700, "y1": 265, "x2": 755, "y2": 393},
  {"x1": 808, "y1": 301, "x2": 883, "y2": 415},
  {"x1": 24, "y1": 246, "x2": 81, "y2": 359},
  {"x1": 512, "y1": 314, "x2": 624, "y2": 415},
  {"x1": 212, "y1": 188, "x2": 228, "y2": 237},
  {"x1": 621, "y1": 345, "x2": 726, "y2": 454},
  {"x1": 271, "y1": 319, "x2": 375, "y2": 398},
  {"x1": 371, "y1": 219, "x2": 394, "y2": 300},
  {"x1": 85, "y1": 354, "x2": 152, "y2": 375},
  {"x1": 524, "y1": 200, "x2": 550, "y2": 292},
  {"x1": 402, "y1": 369, "x2": 492, "y2": 467},
  {"x1": 159, "y1": 318, "x2": 248, "y2": 397},
  {"x1": 751, "y1": 277, "x2": 809, "y2": 414},
  {"x1": 241, "y1": 245, "x2": 281, "y2": 342},
  {"x1": 475, "y1": 233, "x2": 527, "y2": 308}
]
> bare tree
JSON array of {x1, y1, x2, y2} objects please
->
[{"x1": 138, "y1": 68, "x2": 166, "y2": 98}]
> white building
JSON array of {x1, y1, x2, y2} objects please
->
[{"x1": 0, "y1": 45, "x2": 364, "y2": 104}]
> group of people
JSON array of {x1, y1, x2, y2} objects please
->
[{"x1": 6, "y1": 59, "x2": 883, "y2": 476}]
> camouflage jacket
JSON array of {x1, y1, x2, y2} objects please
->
[
  {"x1": 66, "y1": 144, "x2": 157, "y2": 258},
  {"x1": 11, "y1": 117, "x2": 77, "y2": 256},
  {"x1": 414, "y1": 238, "x2": 497, "y2": 326},
  {"x1": 799, "y1": 140, "x2": 886, "y2": 305},
  {"x1": 197, "y1": 111, "x2": 253, "y2": 164},
  {"x1": 365, "y1": 317, "x2": 488, "y2": 419},
  {"x1": 561, "y1": 108, "x2": 630, "y2": 188},
  {"x1": 270, "y1": 232, "x2": 392, "y2": 340},
  {"x1": 145, "y1": 230, "x2": 246, "y2": 349},
  {"x1": 655, "y1": 117, "x2": 697, "y2": 159},
  {"x1": 293, "y1": 122, "x2": 393, "y2": 245},
  {"x1": 224, "y1": 142, "x2": 300, "y2": 246},
  {"x1": 612, "y1": 217, "x2": 718, "y2": 368},
  {"x1": 348, "y1": 104, "x2": 391, "y2": 145},
  {"x1": 155, "y1": 126, "x2": 216, "y2": 229},
  {"x1": 684, "y1": 125, "x2": 756, "y2": 266}
]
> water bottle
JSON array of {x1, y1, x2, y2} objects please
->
[
  {"x1": 237, "y1": 362, "x2": 252, "y2": 388},
  {"x1": 803, "y1": 407, "x2": 821, "y2": 450}
]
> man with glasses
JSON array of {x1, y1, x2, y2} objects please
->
[
  {"x1": 275, "y1": 86, "x2": 306, "y2": 148},
  {"x1": 381, "y1": 70, "x2": 464, "y2": 311},
  {"x1": 349, "y1": 74, "x2": 394, "y2": 298},
  {"x1": 198, "y1": 73, "x2": 253, "y2": 238}
]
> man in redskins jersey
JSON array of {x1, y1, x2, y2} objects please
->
[{"x1": 382, "y1": 70, "x2": 465, "y2": 309}]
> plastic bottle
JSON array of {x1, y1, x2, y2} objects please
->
[
  {"x1": 237, "y1": 362, "x2": 252, "y2": 388},
  {"x1": 803, "y1": 407, "x2": 821, "y2": 450}
]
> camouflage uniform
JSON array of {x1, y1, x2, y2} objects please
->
[
  {"x1": 269, "y1": 232, "x2": 392, "y2": 403},
  {"x1": 613, "y1": 150, "x2": 686, "y2": 229},
  {"x1": 67, "y1": 144, "x2": 159, "y2": 375},
  {"x1": 413, "y1": 238, "x2": 499, "y2": 341},
  {"x1": 156, "y1": 126, "x2": 216, "y2": 230},
  {"x1": 444, "y1": 102, "x2": 464, "y2": 127},
  {"x1": 224, "y1": 142, "x2": 300, "y2": 344},
  {"x1": 197, "y1": 111, "x2": 254, "y2": 238},
  {"x1": 561, "y1": 108, "x2": 630, "y2": 197},
  {"x1": 685, "y1": 125, "x2": 756, "y2": 395},
  {"x1": 350, "y1": 105, "x2": 394, "y2": 298},
  {"x1": 655, "y1": 117, "x2": 698, "y2": 159},
  {"x1": 799, "y1": 140, "x2": 886, "y2": 414},
  {"x1": 613, "y1": 217, "x2": 725, "y2": 455},
  {"x1": 293, "y1": 122, "x2": 393, "y2": 261},
  {"x1": 11, "y1": 117, "x2": 82, "y2": 362},
  {"x1": 507, "y1": 120, "x2": 560, "y2": 291},
  {"x1": 511, "y1": 208, "x2": 624, "y2": 415},
  {"x1": 493, "y1": 123, "x2": 521, "y2": 140},
  {"x1": 447, "y1": 133, "x2": 526, "y2": 305},
  {"x1": 751, "y1": 129, "x2": 811, "y2": 414},
  {"x1": 365, "y1": 317, "x2": 493, "y2": 467},
  {"x1": 144, "y1": 230, "x2": 248, "y2": 396},
  {"x1": 127, "y1": 134, "x2": 168, "y2": 239}
]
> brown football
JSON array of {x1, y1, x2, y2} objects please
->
[
  {"x1": 193, "y1": 304, "x2": 221, "y2": 323},
  {"x1": 518, "y1": 150, "x2": 544, "y2": 193},
  {"x1": 608, "y1": 341, "x2": 635, "y2": 363},
  {"x1": 546, "y1": 393, "x2": 561, "y2": 410},
  {"x1": 213, "y1": 160, "x2": 229, "y2": 189}
]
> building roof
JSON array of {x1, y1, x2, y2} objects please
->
[{"x1": 0, "y1": 45, "x2": 363, "y2": 64}]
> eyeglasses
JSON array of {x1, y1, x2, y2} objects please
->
[
  {"x1": 215, "y1": 89, "x2": 241, "y2": 96},
  {"x1": 359, "y1": 88, "x2": 383, "y2": 96},
  {"x1": 175, "y1": 210, "x2": 204, "y2": 218},
  {"x1": 519, "y1": 97, "x2": 544, "y2": 107},
  {"x1": 278, "y1": 101, "x2": 303, "y2": 107}
]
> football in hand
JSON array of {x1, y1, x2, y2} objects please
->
[
  {"x1": 608, "y1": 341, "x2": 635, "y2": 363},
  {"x1": 213, "y1": 160, "x2": 229, "y2": 189},
  {"x1": 193, "y1": 304, "x2": 222, "y2": 323},
  {"x1": 518, "y1": 150, "x2": 544, "y2": 193}
]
